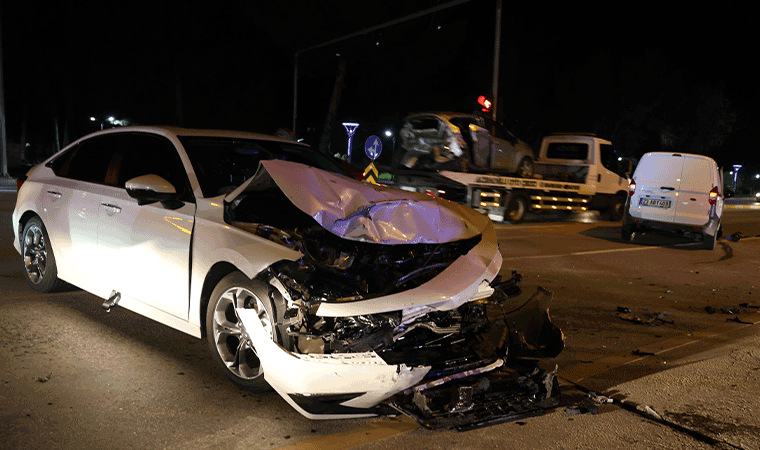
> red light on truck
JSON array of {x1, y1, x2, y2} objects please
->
[
  {"x1": 628, "y1": 178, "x2": 636, "y2": 197},
  {"x1": 708, "y1": 186, "x2": 719, "y2": 205}
]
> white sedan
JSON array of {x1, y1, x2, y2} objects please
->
[{"x1": 12, "y1": 126, "x2": 563, "y2": 427}]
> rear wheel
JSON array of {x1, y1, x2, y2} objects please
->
[
  {"x1": 505, "y1": 195, "x2": 528, "y2": 224},
  {"x1": 205, "y1": 272, "x2": 286, "y2": 387},
  {"x1": 516, "y1": 157, "x2": 534, "y2": 179},
  {"x1": 21, "y1": 217, "x2": 64, "y2": 292},
  {"x1": 621, "y1": 224, "x2": 634, "y2": 242},
  {"x1": 702, "y1": 226, "x2": 719, "y2": 250}
]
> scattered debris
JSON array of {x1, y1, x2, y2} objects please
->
[
  {"x1": 616, "y1": 306, "x2": 631, "y2": 314},
  {"x1": 35, "y1": 373, "x2": 52, "y2": 383},
  {"x1": 638, "y1": 405, "x2": 662, "y2": 421},
  {"x1": 615, "y1": 309, "x2": 673, "y2": 326},
  {"x1": 727, "y1": 316, "x2": 754, "y2": 324},
  {"x1": 724, "y1": 231, "x2": 744, "y2": 242},
  {"x1": 632, "y1": 349, "x2": 656, "y2": 357},
  {"x1": 587, "y1": 392, "x2": 613, "y2": 404},
  {"x1": 565, "y1": 403, "x2": 600, "y2": 415},
  {"x1": 704, "y1": 306, "x2": 716, "y2": 314},
  {"x1": 739, "y1": 302, "x2": 759, "y2": 309}
]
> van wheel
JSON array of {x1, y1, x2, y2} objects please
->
[
  {"x1": 505, "y1": 195, "x2": 527, "y2": 224},
  {"x1": 621, "y1": 224, "x2": 634, "y2": 242},
  {"x1": 703, "y1": 229, "x2": 718, "y2": 250}
]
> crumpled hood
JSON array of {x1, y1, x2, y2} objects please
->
[{"x1": 226, "y1": 159, "x2": 490, "y2": 244}]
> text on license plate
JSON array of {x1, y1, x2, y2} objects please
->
[{"x1": 639, "y1": 198, "x2": 671, "y2": 208}]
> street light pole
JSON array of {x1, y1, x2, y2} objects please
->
[{"x1": 0, "y1": 5, "x2": 9, "y2": 177}]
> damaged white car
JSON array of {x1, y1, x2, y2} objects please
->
[
  {"x1": 12, "y1": 126, "x2": 564, "y2": 429},
  {"x1": 399, "y1": 112, "x2": 536, "y2": 179}
]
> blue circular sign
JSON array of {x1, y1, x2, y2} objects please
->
[{"x1": 364, "y1": 135, "x2": 382, "y2": 160}]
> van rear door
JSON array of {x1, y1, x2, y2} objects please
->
[
  {"x1": 632, "y1": 153, "x2": 682, "y2": 223},
  {"x1": 674, "y1": 155, "x2": 714, "y2": 226}
]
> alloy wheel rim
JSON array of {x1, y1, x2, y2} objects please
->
[
  {"x1": 212, "y1": 286, "x2": 273, "y2": 380},
  {"x1": 23, "y1": 224, "x2": 47, "y2": 284}
]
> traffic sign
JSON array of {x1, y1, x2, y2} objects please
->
[
  {"x1": 363, "y1": 162, "x2": 379, "y2": 184},
  {"x1": 364, "y1": 135, "x2": 382, "y2": 160}
]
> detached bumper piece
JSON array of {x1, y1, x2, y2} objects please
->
[{"x1": 391, "y1": 362, "x2": 560, "y2": 431}]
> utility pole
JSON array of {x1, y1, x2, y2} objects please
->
[
  {"x1": 0, "y1": 4, "x2": 9, "y2": 177},
  {"x1": 292, "y1": 0, "x2": 474, "y2": 136},
  {"x1": 492, "y1": 0, "x2": 502, "y2": 122}
]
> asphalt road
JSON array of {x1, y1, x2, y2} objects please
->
[{"x1": 2, "y1": 192, "x2": 759, "y2": 450}]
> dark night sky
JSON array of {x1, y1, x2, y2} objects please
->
[{"x1": 3, "y1": 1, "x2": 758, "y2": 170}]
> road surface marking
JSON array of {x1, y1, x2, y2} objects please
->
[{"x1": 501, "y1": 243, "x2": 696, "y2": 261}]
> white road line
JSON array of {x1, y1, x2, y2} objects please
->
[{"x1": 501, "y1": 242, "x2": 697, "y2": 261}]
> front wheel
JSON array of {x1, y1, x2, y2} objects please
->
[
  {"x1": 205, "y1": 272, "x2": 281, "y2": 387},
  {"x1": 516, "y1": 157, "x2": 534, "y2": 179},
  {"x1": 21, "y1": 217, "x2": 64, "y2": 292}
]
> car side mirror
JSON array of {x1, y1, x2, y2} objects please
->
[{"x1": 125, "y1": 174, "x2": 183, "y2": 209}]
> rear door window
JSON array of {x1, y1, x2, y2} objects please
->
[
  {"x1": 546, "y1": 143, "x2": 589, "y2": 160},
  {"x1": 50, "y1": 134, "x2": 124, "y2": 184},
  {"x1": 679, "y1": 156, "x2": 714, "y2": 192},
  {"x1": 635, "y1": 153, "x2": 684, "y2": 186}
]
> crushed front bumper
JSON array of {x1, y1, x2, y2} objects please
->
[{"x1": 237, "y1": 281, "x2": 564, "y2": 426}]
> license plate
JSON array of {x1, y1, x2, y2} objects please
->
[{"x1": 639, "y1": 198, "x2": 671, "y2": 209}]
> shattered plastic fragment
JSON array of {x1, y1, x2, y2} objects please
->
[
  {"x1": 565, "y1": 403, "x2": 600, "y2": 415},
  {"x1": 391, "y1": 363, "x2": 561, "y2": 431}
]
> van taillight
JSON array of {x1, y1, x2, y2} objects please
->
[
  {"x1": 709, "y1": 186, "x2": 719, "y2": 205},
  {"x1": 628, "y1": 178, "x2": 636, "y2": 197},
  {"x1": 16, "y1": 175, "x2": 27, "y2": 191}
]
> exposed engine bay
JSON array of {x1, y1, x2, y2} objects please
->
[{"x1": 226, "y1": 160, "x2": 565, "y2": 428}]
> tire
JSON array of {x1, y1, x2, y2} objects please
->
[
  {"x1": 516, "y1": 157, "x2": 534, "y2": 179},
  {"x1": 505, "y1": 195, "x2": 528, "y2": 224},
  {"x1": 608, "y1": 196, "x2": 626, "y2": 222},
  {"x1": 205, "y1": 272, "x2": 288, "y2": 387},
  {"x1": 703, "y1": 227, "x2": 719, "y2": 251},
  {"x1": 621, "y1": 224, "x2": 634, "y2": 242},
  {"x1": 21, "y1": 217, "x2": 64, "y2": 293}
]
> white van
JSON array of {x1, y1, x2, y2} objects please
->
[{"x1": 622, "y1": 152, "x2": 725, "y2": 250}]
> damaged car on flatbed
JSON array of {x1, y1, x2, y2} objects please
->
[{"x1": 12, "y1": 126, "x2": 564, "y2": 429}]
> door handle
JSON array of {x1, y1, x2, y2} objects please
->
[
  {"x1": 46, "y1": 190, "x2": 62, "y2": 199},
  {"x1": 101, "y1": 203, "x2": 122, "y2": 214},
  {"x1": 660, "y1": 186, "x2": 675, "y2": 191}
]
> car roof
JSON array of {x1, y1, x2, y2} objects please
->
[
  {"x1": 405, "y1": 112, "x2": 476, "y2": 122},
  {"x1": 67, "y1": 125, "x2": 307, "y2": 148}
]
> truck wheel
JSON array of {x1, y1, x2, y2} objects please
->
[
  {"x1": 608, "y1": 196, "x2": 625, "y2": 221},
  {"x1": 516, "y1": 157, "x2": 534, "y2": 179},
  {"x1": 505, "y1": 195, "x2": 527, "y2": 224}
]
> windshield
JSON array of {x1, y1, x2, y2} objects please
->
[{"x1": 178, "y1": 136, "x2": 349, "y2": 197}]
